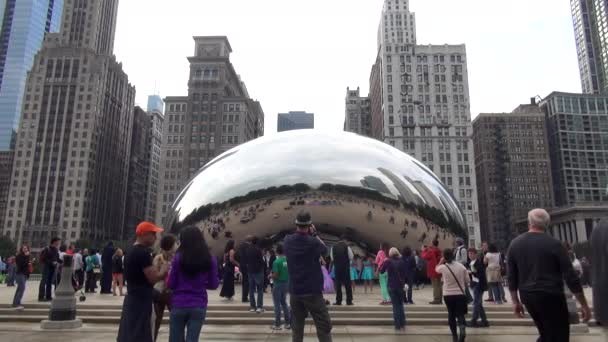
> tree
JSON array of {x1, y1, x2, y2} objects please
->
[{"x1": 0, "y1": 236, "x2": 17, "y2": 258}]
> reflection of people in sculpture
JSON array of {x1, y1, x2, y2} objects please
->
[
  {"x1": 419, "y1": 233, "x2": 427, "y2": 243},
  {"x1": 389, "y1": 216, "x2": 395, "y2": 224},
  {"x1": 367, "y1": 211, "x2": 372, "y2": 220},
  {"x1": 400, "y1": 229, "x2": 408, "y2": 239}
]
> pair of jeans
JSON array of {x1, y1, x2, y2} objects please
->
[
  {"x1": 431, "y1": 277, "x2": 442, "y2": 303},
  {"x1": 489, "y1": 283, "x2": 502, "y2": 304},
  {"x1": 405, "y1": 277, "x2": 414, "y2": 303},
  {"x1": 444, "y1": 295, "x2": 467, "y2": 338},
  {"x1": 248, "y1": 271, "x2": 264, "y2": 309},
  {"x1": 334, "y1": 271, "x2": 353, "y2": 305},
  {"x1": 43, "y1": 265, "x2": 55, "y2": 300},
  {"x1": 388, "y1": 288, "x2": 406, "y2": 329},
  {"x1": 169, "y1": 307, "x2": 207, "y2": 342},
  {"x1": 241, "y1": 271, "x2": 249, "y2": 302},
  {"x1": 471, "y1": 284, "x2": 488, "y2": 324},
  {"x1": 290, "y1": 294, "x2": 332, "y2": 342},
  {"x1": 272, "y1": 282, "x2": 290, "y2": 326},
  {"x1": 521, "y1": 291, "x2": 569, "y2": 342},
  {"x1": 12, "y1": 273, "x2": 27, "y2": 307}
]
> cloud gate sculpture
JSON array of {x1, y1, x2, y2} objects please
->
[{"x1": 166, "y1": 130, "x2": 467, "y2": 256}]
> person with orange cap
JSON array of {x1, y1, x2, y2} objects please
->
[{"x1": 117, "y1": 222, "x2": 169, "y2": 342}]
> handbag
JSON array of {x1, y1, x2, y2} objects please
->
[{"x1": 445, "y1": 264, "x2": 473, "y2": 305}]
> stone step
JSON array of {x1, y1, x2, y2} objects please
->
[
  {"x1": 0, "y1": 308, "x2": 519, "y2": 319},
  {"x1": 0, "y1": 315, "x2": 539, "y2": 326}
]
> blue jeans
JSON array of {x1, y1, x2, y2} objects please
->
[
  {"x1": 272, "y1": 281, "x2": 291, "y2": 326},
  {"x1": 248, "y1": 272, "x2": 264, "y2": 309},
  {"x1": 388, "y1": 288, "x2": 406, "y2": 329},
  {"x1": 12, "y1": 273, "x2": 26, "y2": 307},
  {"x1": 169, "y1": 307, "x2": 207, "y2": 342},
  {"x1": 406, "y1": 277, "x2": 414, "y2": 303},
  {"x1": 489, "y1": 283, "x2": 503, "y2": 304},
  {"x1": 471, "y1": 284, "x2": 488, "y2": 324}
]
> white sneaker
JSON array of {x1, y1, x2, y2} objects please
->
[
  {"x1": 249, "y1": 308, "x2": 256, "y2": 312},
  {"x1": 270, "y1": 325, "x2": 282, "y2": 330},
  {"x1": 256, "y1": 308, "x2": 265, "y2": 314},
  {"x1": 13, "y1": 306, "x2": 24, "y2": 311}
]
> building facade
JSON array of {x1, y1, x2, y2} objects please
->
[
  {"x1": 535, "y1": 91, "x2": 608, "y2": 244},
  {"x1": 374, "y1": 0, "x2": 480, "y2": 246},
  {"x1": 571, "y1": 0, "x2": 608, "y2": 94},
  {"x1": 0, "y1": 0, "x2": 64, "y2": 150},
  {"x1": 3, "y1": 0, "x2": 135, "y2": 247},
  {"x1": 277, "y1": 111, "x2": 314, "y2": 132},
  {"x1": 472, "y1": 102, "x2": 554, "y2": 250},
  {"x1": 156, "y1": 36, "x2": 264, "y2": 226},
  {"x1": 344, "y1": 87, "x2": 371, "y2": 136},
  {"x1": 144, "y1": 95, "x2": 163, "y2": 223},
  {"x1": 124, "y1": 106, "x2": 150, "y2": 240},
  {"x1": 369, "y1": 55, "x2": 384, "y2": 141}
]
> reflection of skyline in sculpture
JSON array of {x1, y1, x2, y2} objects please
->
[
  {"x1": 166, "y1": 131, "x2": 466, "y2": 255},
  {"x1": 377, "y1": 167, "x2": 424, "y2": 207}
]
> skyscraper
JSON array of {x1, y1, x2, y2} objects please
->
[
  {"x1": 156, "y1": 36, "x2": 264, "y2": 226},
  {"x1": 472, "y1": 101, "x2": 554, "y2": 250},
  {"x1": 277, "y1": 111, "x2": 314, "y2": 132},
  {"x1": 344, "y1": 87, "x2": 371, "y2": 136},
  {"x1": 0, "y1": 0, "x2": 64, "y2": 149},
  {"x1": 374, "y1": 0, "x2": 480, "y2": 246},
  {"x1": 145, "y1": 95, "x2": 164, "y2": 223},
  {"x1": 4, "y1": 0, "x2": 135, "y2": 247},
  {"x1": 571, "y1": 0, "x2": 608, "y2": 94}
]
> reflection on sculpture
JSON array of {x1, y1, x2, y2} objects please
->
[{"x1": 166, "y1": 131, "x2": 467, "y2": 255}]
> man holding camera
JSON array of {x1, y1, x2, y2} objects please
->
[{"x1": 284, "y1": 211, "x2": 333, "y2": 342}]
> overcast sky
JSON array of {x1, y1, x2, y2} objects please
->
[{"x1": 113, "y1": 0, "x2": 581, "y2": 135}]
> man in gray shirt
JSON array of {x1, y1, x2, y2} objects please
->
[
  {"x1": 507, "y1": 209, "x2": 591, "y2": 342},
  {"x1": 590, "y1": 218, "x2": 608, "y2": 340}
]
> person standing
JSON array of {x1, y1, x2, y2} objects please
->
[
  {"x1": 467, "y1": 248, "x2": 489, "y2": 328},
  {"x1": 436, "y1": 248, "x2": 470, "y2": 342},
  {"x1": 507, "y1": 209, "x2": 591, "y2": 342},
  {"x1": 153, "y1": 234, "x2": 178, "y2": 341},
  {"x1": 85, "y1": 249, "x2": 100, "y2": 293},
  {"x1": 270, "y1": 244, "x2": 291, "y2": 330},
  {"x1": 361, "y1": 256, "x2": 374, "y2": 294},
  {"x1": 263, "y1": 249, "x2": 276, "y2": 292},
  {"x1": 401, "y1": 246, "x2": 416, "y2": 304},
  {"x1": 379, "y1": 248, "x2": 407, "y2": 331},
  {"x1": 112, "y1": 248, "x2": 125, "y2": 296},
  {"x1": 422, "y1": 240, "x2": 442, "y2": 304},
  {"x1": 117, "y1": 222, "x2": 168, "y2": 342},
  {"x1": 12, "y1": 245, "x2": 31, "y2": 310},
  {"x1": 168, "y1": 226, "x2": 219, "y2": 342},
  {"x1": 284, "y1": 211, "x2": 332, "y2": 342},
  {"x1": 100, "y1": 242, "x2": 115, "y2": 294},
  {"x1": 590, "y1": 219, "x2": 608, "y2": 340},
  {"x1": 73, "y1": 249, "x2": 85, "y2": 290},
  {"x1": 246, "y1": 236, "x2": 265, "y2": 313},
  {"x1": 235, "y1": 238, "x2": 251, "y2": 303},
  {"x1": 331, "y1": 235, "x2": 354, "y2": 306},
  {"x1": 484, "y1": 244, "x2": 503, "y2": 305},
  {"x1": 38, "y1": 237, "x2": 60, "y2": 301},
  {"x1": 454, "y1": 238, "x2": 467, "y2": 265},
  {"x1": 375, "y1": 242, "x2": 390, "y2": 305},
  {"x1": 220, "y1": 240, "x2": 239, "y2": 301}
]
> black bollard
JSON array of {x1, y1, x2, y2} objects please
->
[{"x1": 40, "y1": 255, "x2": 82, "y2": 329}]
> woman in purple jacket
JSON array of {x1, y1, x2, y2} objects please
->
[{"x1": 168, "y1": 226, "x2": 219, "y2": 342}]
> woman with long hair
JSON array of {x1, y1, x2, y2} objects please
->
[
  {"x1": 220, "y1": 240, "x2": 238, "y2": 301},
  {"x1": 168, "y1": 226, "x2": 219, "y2": 342},
  {"x1": 112, "y1": 248, "x2": 125, "y2": 296},
  {"x1": 375, "y1": 242, "x2": 391, "y2": 305},
  {"x1": 484, "y1": 244, "x2": 503, "y2": 305},
  {"x1": 436, "y1": 248, "x2": 470, "y2": 342},
  {"x1": 153, "y1": 234, "x2": 178, "y2": 341},
  {"x1": 12, "y1": 245, "x2": 31, "y2": 309},
  {"x1": 85, "y1": 249, "x2": 100, "y2": 293}
]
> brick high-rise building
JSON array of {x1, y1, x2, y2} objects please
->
[
  {"x1": 156, "y1": 36, "x2": 264, "y2": 226},
  {"x1": 472, "y1": 101, "x2": 554, "y2": 250},
  {"x1": 373, "y1": 0, "x2": 480, "y2": 246},
  {"x1": 4, "y1": 0, "x2": 135, "y2": 247},
  {"x1": 344, "y1": 87, "x2": 371, "y2": 136}
]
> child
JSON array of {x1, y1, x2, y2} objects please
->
[
  {"x1": 270, "y1": 244, "x2": 290, "y2": 330},
  {"x1": 361, "y1": 255, "x2": 374, "y2": 293},
  {"x1": 350, "y1": 256, "x2": 360, "y2": 293}
]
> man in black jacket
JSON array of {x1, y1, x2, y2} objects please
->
[
  {"x1": 246, "y1": 236, "x2": 266, "y2": 313},
  {"x1": 508, "y1": 209, "x2": 591, "y2": 342},
  {"x1": 38, "y1": 237, "x2": 61, "y2": 301},
  {"x1": 331, "y1": 235, "x2": 354, "y2": 306},
  {"x1": 467, "y1": 248, "x2": 489, "y2": 328},
  {"x1": 236, "y1": 238, "x2": 251, "y2": 303}
]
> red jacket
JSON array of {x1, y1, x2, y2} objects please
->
[{"x1": 421, "y1": 246, "x2": 442, "y2": 279}]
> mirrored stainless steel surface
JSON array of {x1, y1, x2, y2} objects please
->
[{"x1": 166, "y1": 130, "x2": 467, "y2": 254}]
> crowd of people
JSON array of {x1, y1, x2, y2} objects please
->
[{"x1": 1, "y1": 208, "x2": 606, "y2": 342}]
